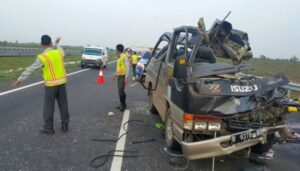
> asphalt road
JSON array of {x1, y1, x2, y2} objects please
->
[{"x1": 0, "y1": 62, "x2": 299, "y2": 171}]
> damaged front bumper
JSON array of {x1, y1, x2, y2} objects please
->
[{"x1": 180, "y1": 125, "x2": 285, "y2": 160}]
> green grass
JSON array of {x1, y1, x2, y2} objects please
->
[
  {"x1": 243, "y1": 59, "x2": 300, "y2": 83},
  {"x1": 216, "y1": 58, "x2": 300, "y2": 83},
  {"x1": 0, "y1": 56, "x2": 81, "y2": 82},
  {"x1": 0, "y1": 53, "x2": 118, "y2": 83},
  {"x1": 0, "y1": 56, "x2": 81, "y2": 71}
]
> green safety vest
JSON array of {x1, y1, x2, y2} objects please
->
[
  {"x1": 38, "y1": 49, "x2": 67, "y2": 86},
  {"x1": 131, "y1": 54, "x2": 138, "y2": 64},
  {"x1": 116, "y1": 53, "x2": 127, "y2": 75}
]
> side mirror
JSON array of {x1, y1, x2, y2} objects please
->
[{"x1": 174, "y1": 56, "x2": 187, "y2": 79}]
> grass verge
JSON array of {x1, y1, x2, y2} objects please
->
[{"x1": 0, "y1": 56, "x2": 81, "y2": 82}]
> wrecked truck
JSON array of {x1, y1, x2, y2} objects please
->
[{"x1": 142, "y1": 18, "x2": 290, "y2": 160}]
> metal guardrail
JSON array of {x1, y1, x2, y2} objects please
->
[
  {"x1": 0, "y1": 46, "x2": 82, "y2": 57},
  {"x1": 0, "y1": 46, "x2": 41, "y2": 57},
  {"x1": 284, "y1": 82, "x2": 300, "y2": 92}
]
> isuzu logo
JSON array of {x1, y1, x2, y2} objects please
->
[{"x1": 230, "y1": 85, "x2": 258, "y2": 93}]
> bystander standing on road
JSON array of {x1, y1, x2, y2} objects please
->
[
  {"x1": 112, "y1": 44, "x2": 129, "y2": 112},
  {"x1": 131, "y1": 51, "x2": 138, "y2": 80},
  {"x1": 12, "y1": 35, "x2": 70, "y2": 135}
]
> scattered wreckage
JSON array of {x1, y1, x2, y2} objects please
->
[{"x1": 141, "y1": 12, "x2": 298, "y2": 160}]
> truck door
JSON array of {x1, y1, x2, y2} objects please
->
[
  {"x1": 147, "y1": 35, "x2": 171, "y2": 117},
  {"x1": 165, "y1": 28, "x2": 199, "y2": 125}
]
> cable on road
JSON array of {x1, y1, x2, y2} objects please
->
[
  {"x1": 91, "y1": 133, "x2": 127, "y2": 142},
  {"x1": 89, "y1": 119, "x2": 157, "y2": 168},
  {"x1": 131, "y1": 138, "x2": 156, "y2": 144},
  {"x1": 90, "y1": 150, "x2": 138, "y2": 168}
]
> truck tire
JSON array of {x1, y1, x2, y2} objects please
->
[
  {"x1": 148, "y1": 89, "x2": 158, "y2": 114},
  {"x1": 165, "y1": 109, "x2": 180, "y2": 150}
]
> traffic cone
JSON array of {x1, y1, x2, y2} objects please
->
[{"x1": 97, "y1": 68, "x2": 105, "y2": 85}]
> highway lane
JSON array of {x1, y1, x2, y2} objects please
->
[
  {"x1": 0, "y1": 62, "x2": 146, "y2": 171},
  {"x1": 0, "y1": 61, "x2": 300, "y2": 171}
]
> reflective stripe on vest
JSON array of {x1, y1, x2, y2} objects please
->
[
  {"x1": 131, "y1": 54, "x2": 138, "y2": 64},
  {"x1": 116, "y1": 53, "x2": 127, "y2": 75},
  {"x1": 38, "y1": 49, "x2": 67, "y2": 86}
]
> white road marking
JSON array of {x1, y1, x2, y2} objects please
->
[
  {"x1": 0, "y1": 61, "x2": 80, "y2": 74},
  {"x1": 129, "y1": 82, "x2": 139, "y2": 87},
  {"x1": 110, "y1": 109, "x2": 130, "y2": 171},
  {"x1": 0, "y1": 61, "x2": 117, "y2": 97},
  {"x1": 0, "y1": 81, "x2": 44, "y2": 97},
  {"x1": 0, "y1": 69, "x2": 88, "y2": 97}
]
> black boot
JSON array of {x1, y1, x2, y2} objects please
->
[
  {"x1": 39, "y1": 127, "x2": 54, "y2": 135},
  {"x1": 61, "y1": 122, "x2": 68, "y2": 133}
]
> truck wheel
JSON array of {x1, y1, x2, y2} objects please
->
[
  {"x1": 80, "y1": 64, "x2": 85, "y2": 69},
  {"x1": 165, "y1": 109, "x2": 180, "y2": 150},
  {"x1": 103, "y1": 61, "x2": 108, "y2": 68},
  {"x1": 148, "y1": 89, "x2": 158, "y2": 114}
]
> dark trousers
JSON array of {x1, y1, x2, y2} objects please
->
[
  {"x1": 43, "y1": 84, "x2": 70, "y2": 129},
  {"x1": 132, "y1": 64, "x2": 137, "y2": 77},
  {"x1": 117, "y1": 75, "x2": 126, "y2": 107}
]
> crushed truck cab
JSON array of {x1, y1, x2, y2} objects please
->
[{"x1": 143, "y1": 24, "x2": 290, "y2": 160}]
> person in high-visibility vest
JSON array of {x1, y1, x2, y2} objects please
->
[
  {"x1": 131, "y1": 51, "x2": 138, "y2": 81},
  {"x1": 112, "y1": 44, "x2": 129, "y2": 112},
  {"x1": 12, "y1": 35, "x2": 70, "y2": 135}
]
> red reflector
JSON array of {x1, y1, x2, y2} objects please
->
[{"x1": 185, "y1": 113, "x2": 221, "y2": 122}]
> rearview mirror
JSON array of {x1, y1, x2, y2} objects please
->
[{"x1": 174, "y1": 56, "x2": 187, "y2": 79}]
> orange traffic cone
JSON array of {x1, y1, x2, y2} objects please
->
[{"x1": 97, "y1": 68, "x2": 105, "y2": 85}]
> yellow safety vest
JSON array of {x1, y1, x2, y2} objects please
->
[
  {"x1": 38, "y1": 49, "x2": 67, "y2": 86},
  {"x1": 131, "y1": 54, "x2": 138, "y2": 64},
  {"x1": 116, "y1": 53, "x2": 127, "y2": 75}
]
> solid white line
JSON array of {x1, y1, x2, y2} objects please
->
[
  {"x1": 110, "y1": 109, "x2": 130, "y2": 171},
  {"x1": 67, "y1": 68, "x2": 90, "y2": 76},
  {"x1": 0, "y1": 69, "x2": 90, "y2": 97},
  {"x1": 0, "y1": 81, "x2": 45, "y2": 96},
  {"x1": 129, "y1": 82, "x2": 138, "y2": 87},
  {"x1": 0, "y1": 60, "x2": 117, "y2": 97}
]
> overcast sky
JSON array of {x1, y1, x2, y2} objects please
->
[{"x1": 0, "y1": 0, "x2": 299, "y2": 58}]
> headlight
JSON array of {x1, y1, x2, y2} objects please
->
[
  {"x1": 183, "y1": 121, "x2": 193, "y2": 130},
  {"x1": 194, "y1": 121, "x2": 207, "y2": 130},
  {"x1": 208, "y1": 122, "x2": 221, "y2": 131}
]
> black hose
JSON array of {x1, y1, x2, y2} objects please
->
[
  {"x1": 90, "y1": 150, "x2": 138, "y2": 168},
  {"x1": 89, "y1": 119, "x2": 157, "y2": 168}
]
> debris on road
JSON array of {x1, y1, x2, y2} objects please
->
[
  {"x1": 107, "y1": 111, "x2": 115, "y2": 116},
  {"x1": 155, "y1": 122, "x2": 165, "y2": 129}
]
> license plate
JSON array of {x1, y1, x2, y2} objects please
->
[{"x1": 231, "y1": 129, "x2": 264, "y2": 145}]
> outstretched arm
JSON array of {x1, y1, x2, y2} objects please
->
[{"x1": 12, "y1": 58, "x2": 43, "y2": 86}]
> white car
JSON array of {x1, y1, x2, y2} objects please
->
[{"x1": 81, "y1": 46, "x2": 108, "y2": 68}]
